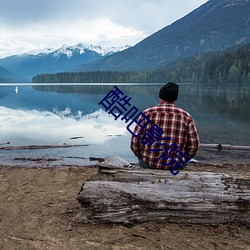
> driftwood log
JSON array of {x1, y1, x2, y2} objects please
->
[
  {"x1": 0, "y1": 144, "x2": 88, "y2": 151},
  {"x1": 77, "y1": 160, "x2": 250, "y2": 225},
  {"x1": 200, "y1": 143, "x2": 250, "y2": 151}
]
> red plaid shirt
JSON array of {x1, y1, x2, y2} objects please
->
[{"x1": 130, "y1": 101, "x2": 200, "y2": 169}]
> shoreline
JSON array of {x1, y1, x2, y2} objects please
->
[
  {"x1": 1, "y1": 146, "x2": 250, "y2": 168},
  {"x1": 0, "y1": 163, "x2": 249, "y2": 249},
  {"x1": 0, "y1": 161, "x2": 249, "y2": 171}
]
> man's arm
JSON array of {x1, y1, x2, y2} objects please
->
[
  {"x1": 185, "y1": 119, "x2": 200, "y2": 159},
  {"x1": 130, "y1": 113, "x2": 148, "y2": 158},
  {"x1": 130, "y1": 130, "x2": 142, "y2": 158}
]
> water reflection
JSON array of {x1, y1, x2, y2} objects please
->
[
  {"x1": 0, "y1": 107, "x2": 127, "y2": 145},
  {"x1": 0, "y1": 83, "x2": 250, "y2": 166},
  {"x1": 33, "y1": 84, "x2": 250, "y2": 122},
  {"x1": 178, "y1": 84, "x2": 250, "y2": 123}
]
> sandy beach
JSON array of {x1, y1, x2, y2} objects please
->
[{"x1": 0, "y1": 163, "x2": 250, "y2": 250}]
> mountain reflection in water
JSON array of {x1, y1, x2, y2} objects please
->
[{"x1": 0, "y1": 83, "x2": 249, "y2": 166}]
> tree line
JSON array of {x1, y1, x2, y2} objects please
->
[{"x1": 33, "y1": 43, "x2": 250, "y2": 85}]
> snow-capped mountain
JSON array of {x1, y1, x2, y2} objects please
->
[
  {"x1": 0, "y1": 43, "x2": 130, "y2": 81},
  {"x1": 29, "y1": 43, "x2": 130, "y2": 58},
  {"x1": 51, "y1": 43, "x2": 130, "y2": 58}
]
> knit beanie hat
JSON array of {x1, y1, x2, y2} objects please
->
[{"x1": 159, "y1": 82, "x2": 179, "y2": 102}]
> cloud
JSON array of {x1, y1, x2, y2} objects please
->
[
  {"x1": 0, "y1": 0, "x2": 207, "y2": 31},
  {"x1": 0, "y1": 106, "x2": 128, "y2": 145},
  {"x1": 0, "y1": 17, "x2": 145, "y2": 57},
  {"x1": 0, "y1": 0, "x2": 71, "y2": 25},
  {"x1": 0, "y1": 0, "x2": 208, "y2": 57}
]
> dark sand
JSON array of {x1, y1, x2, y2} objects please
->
[{"x1": 0, "y1": 163, "x2": 249, "y2": 250}]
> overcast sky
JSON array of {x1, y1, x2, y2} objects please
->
[{"x1": 0, "y1": 0, "x2": 208, "y2": 58}]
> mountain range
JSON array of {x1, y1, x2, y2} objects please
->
[
  {"x1": 76, "y1": 0, "x2": 250, "y2": 72},
  {"x1": 0, "y1": 0, "x2": 249, "y2": 82},
  {"x1": 0, "y1": 66, "x2": 24, "y2": 83},
  {"x1": 0, "y1": 44, "x2": 129, "y2": 82}
]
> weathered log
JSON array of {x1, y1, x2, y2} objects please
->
[
  {"x1": 200, "y1": 143, "x2": 250, "y2": 151},
  {"x1": 14, "y1": 157, "x2": 57, "y2": 162},
  {"x1": 77, "y1": 165, "x2": 250, "y2": 225},
  {"x1": 0, "y1": 144, "x2": 88, "y2": 151}
]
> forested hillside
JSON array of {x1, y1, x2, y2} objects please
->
[
  {"x1": 75, "y1": 0, "x2": 250, "y2": 72},
  {"x1": 151, "y1": 43, "x2": 250, "y2": 84},
  {"x1": 33, "y1": 44, "x2": 250, "y2": 85}
]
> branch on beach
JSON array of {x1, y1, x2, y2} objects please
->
[
  {"x1": 0, "y1": 144, "x2": 89, "y2": 151},
  {"x1": 14, "y1": 157, "x2": 58, "y2": 163}
]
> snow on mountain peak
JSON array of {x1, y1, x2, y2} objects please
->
[{"x1": 51, "y1": 43, "x2": 130, "y2": 58}]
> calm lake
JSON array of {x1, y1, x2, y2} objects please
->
[{"x1": 0, "y1": 83, "x2": 250, "y2": 167}]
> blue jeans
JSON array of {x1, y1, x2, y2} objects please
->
[{"x1": 138, "y1": 158, "x2": 155, "y2": 169}]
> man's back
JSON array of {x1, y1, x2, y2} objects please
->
[{"x1": 130, "y1": 83, "x2": 200, "y2": 170}]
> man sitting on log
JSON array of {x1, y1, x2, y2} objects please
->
[{"x1": 130, "y1": 82, "x2": 200, "y2": 174}]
